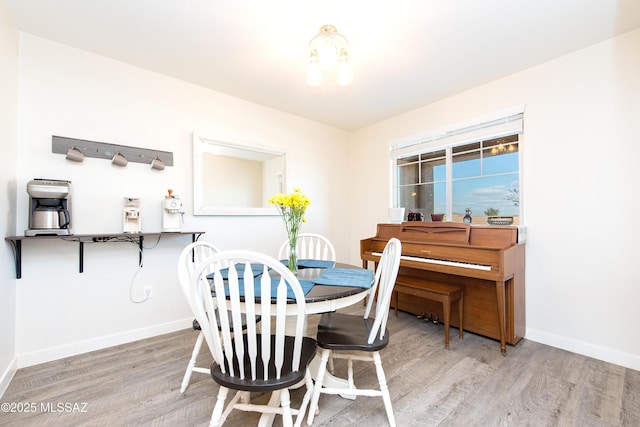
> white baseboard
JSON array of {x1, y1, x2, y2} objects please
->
[
  {"x1": 17, "y1": 318, "x2": 193, "y2": 368},
  {"x1": 525, "y1": 328, "x2": 640, "y2": 371},
  {"x1": 0, "y1": 357, "x2": 18, "y2": 398}
]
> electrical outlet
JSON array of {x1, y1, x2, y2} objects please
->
[{"x1": 144, "y1": 286, "x2": 152, "y2": 299}]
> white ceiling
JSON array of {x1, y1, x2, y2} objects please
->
[{"x1": 5, "y1": 0, "x2": 640, "y2": 131}]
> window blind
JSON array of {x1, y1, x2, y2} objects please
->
[{"x1": 390, "y1": 110, "x2": 524, "y2": 160}]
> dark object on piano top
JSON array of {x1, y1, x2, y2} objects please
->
[
  {"x1": 487, "y1": 216, "x2": 514, "y2": 226},
  {"x1": 407, "y1": 211, "x2": 424, "y2": 221},
  {"x1": 430, "y1": 213, "x2": 444, "y2": 221},
  {"x1": 463, "y1": 208, "x2": 472, "y2": 224}
]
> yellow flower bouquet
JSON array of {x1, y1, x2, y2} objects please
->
[{"x1": 269, "y1": 188, "x2": 311, "y2": 274}]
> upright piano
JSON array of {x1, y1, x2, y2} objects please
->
[{"x1": 360, "y1": 222, "x2": 525, "y2": 354}]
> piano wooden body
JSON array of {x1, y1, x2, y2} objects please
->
[{"x1": 360, "y1": 222, "x2": 525, "y2": 353}]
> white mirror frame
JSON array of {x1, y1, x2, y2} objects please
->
[{"x1": 193, "y1": 132, "x2": 286, "y2": 215}]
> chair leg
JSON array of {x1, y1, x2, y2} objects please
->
[
  {"x1": 294, "y1": 370, "x2": 314, "y2": 427},
  {"x1": 255, "y1": 391, "x2": 280, "y2": 426},
  {"x1": 219, "y1": 391, "x2": 243, "y2": 424},
  {"x1": 393, "y1": 290, "x2": 398, "y2": 316},
  {"x1": 307, "y1": 348, "x2": 331, "y2": 425},
  {"x1": 181, "y1": 331, "x2": 205, "y2": 393},
  {"x1": 209, "y1": 386, "x2": 229, "y2": 427},
  {"x1": 347, "y1": 357, "x2": 355, "y2": 390},
  {"x1": 373, "y1": 352, "x2": 396, "y2": 427},
  {"x1": 280, "y1": 388, "x2": 293, "y2": 427}
]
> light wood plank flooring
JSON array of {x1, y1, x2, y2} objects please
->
[{"x1": 2, "y1": 305, "x2": 639, "y2": 426}]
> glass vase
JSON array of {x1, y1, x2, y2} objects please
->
[{"x1": 288, "y1": 236, "x2": 298, "y2": 275}]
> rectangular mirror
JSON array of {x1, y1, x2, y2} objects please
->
[{"x1": 193, "y1": 132, "x2": 286, "y2": 215}]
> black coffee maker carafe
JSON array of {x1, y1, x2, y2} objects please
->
[{"x1": 25, "y1": 179, "x2": 72, "y2": 236}]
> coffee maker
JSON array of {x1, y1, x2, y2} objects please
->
[
  {"x1": 161, "y1": 189, "x2": 183, "y2": 232},
  {"x1": 123, "y1": 197, "x2": 141, "y2": 233},
  {"x1": 25, "y1": 178, "x2": 72, "y2": 236}
]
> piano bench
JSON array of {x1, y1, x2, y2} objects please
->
[{"x1": 393, "y1": 275, "x2": 464, "y2": 349}]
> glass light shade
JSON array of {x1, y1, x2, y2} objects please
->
[
  {"x1": 336, "y1": 59, "x2": 352, "y2": 86},
  {"x1": 307, "y1": 25, "x2": 351, "y2": 87},
  {"x1": 318, "y1": 43, "x2": 339, "y2": 71},
  {"x1": 307, "y1": 61, "x2": 323, "y2": 87}
]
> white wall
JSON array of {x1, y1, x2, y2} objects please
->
[
  {"x1": 13, "y1": 34, "x2": 351, "y2": 367},
  {"x1": 348, "y1": 28, "x2": 640, "y2": 370},
  {"x1": 5, "y1": 22, "x2": 640, "y2": 376},
  {"x1": 0, "y1": 2, "x2": 19, "y2": 395}
]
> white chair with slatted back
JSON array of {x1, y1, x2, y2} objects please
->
[
  {"x1": 188, "y1": 250, "x2": 317, "y2": 427},
  {"x1": 278, "y1": 233, "x2": 337, "y2": 373},
  {"x1": 177, "y1": 240, "x2": 222, "y2": 393},
  {"x1": 278, "y1": 233, "x2": 336, "y2": 263},
  {"x1": 307, "y1": 238, "x2": 402, "y2": 427}
]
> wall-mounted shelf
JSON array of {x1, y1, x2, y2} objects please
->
[{"x1": 5, "y1": 231, "x2": 204, "y2": 279}]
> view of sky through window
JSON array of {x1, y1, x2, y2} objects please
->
[{"x1": 396, "y1": 135, "x2": 520, "y2": 222}]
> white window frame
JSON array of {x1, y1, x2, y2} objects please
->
[{"x1": 389, "y1": 106, "x2": 525, "y2": 223}]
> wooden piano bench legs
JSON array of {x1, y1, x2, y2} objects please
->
[{"x1": 393, "y1": 276, "x2": 463, "y2": 349}]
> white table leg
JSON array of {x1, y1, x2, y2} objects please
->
[
  {"x1": 287, "y1": 313, "x2": 357, "y2": 399},
  {"x1": 308, "y1": 353, "x2": 356, "y2": 400},
  {"x1": 257, "y1": 390, "x2": 280, "y2": 427}
]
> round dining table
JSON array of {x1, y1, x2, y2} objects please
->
[{"x1": 294, "y1": 262, "x2": 371, "y2": 313}]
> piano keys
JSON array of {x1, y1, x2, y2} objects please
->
[
  {"x1": 361, "y1": 222, "x2": 525, "y2": 354},
  {"x1": 372, "y1": 252, "x2": 492, "y2": 271}
]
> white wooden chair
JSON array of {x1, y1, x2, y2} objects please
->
[
  {"x1": 278, "y1": 233, "x2": 336, "y2": 262},
  {"x1": 307, "y1": 238, "x2": 402, "y2": 427},
  {"x1": 278, "y1": 232, "x2": 337, "y2": 373},
  {"x1": 177, "y1": 240, "x2": 222, "y2": 393},
  {"x1": 186, "y1": 249, "x2": 317, "y2": 427}
]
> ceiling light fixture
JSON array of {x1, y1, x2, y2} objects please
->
[
  {"x1": 307, "y1": 24, "x2": 352, "y2": 87},
  {"x1": 490, "y1": 143, "x2": 516, "y2": 155}
]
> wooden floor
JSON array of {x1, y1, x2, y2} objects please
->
[{"x1": 3, "y1": 305, "x2": 640, "y2": 427}]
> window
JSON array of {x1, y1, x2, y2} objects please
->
[{"x1": 391, "y1": 111, "x2": 523, "y2": 225}]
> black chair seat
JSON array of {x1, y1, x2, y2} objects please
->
[
  {"x1": 316, "y1": 312, "x2": 389, "y2": 352},
  {"x1": 211, "y1": 335, "x2": 317, "y2": 392},
  {"x1": 193, "y1": 311, "x2": 259, "y2": 331}
]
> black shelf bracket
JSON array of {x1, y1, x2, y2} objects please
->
[{"x1": 4, "y1": 232, "x2": 203, "y2": 279}]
